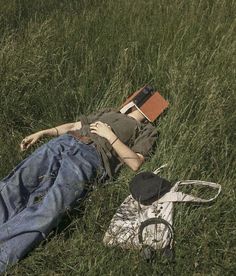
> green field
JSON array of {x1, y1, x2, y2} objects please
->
[{"x1": 0, "y1": 0, "x2": 235, "y2": 275}]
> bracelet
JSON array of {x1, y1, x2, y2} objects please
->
[
  {"x1": 54, "y1": 127, "x2": 59, "y2": 136},
  {"x1": 111, "y1": 137, "x2": 118, "y2": 146}
]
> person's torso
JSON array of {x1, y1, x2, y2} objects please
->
[{"x1": 96, "y1": 111, "x2": 140, "y2": 144}]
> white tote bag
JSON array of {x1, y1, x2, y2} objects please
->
[{"x1": 103, "y1": 177, "x2": 221, "y2": 254}]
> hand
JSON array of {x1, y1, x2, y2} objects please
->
[
  {"x1": 90, "y1": 121, "x2": 116, "y2": 142},
  {"x1": 20, "y1": 132, "x2": 42, "y2": 151}
]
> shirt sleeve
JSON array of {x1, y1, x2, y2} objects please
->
[{"x1": 131, "y1": 123, "x2": 158, "y2": 158}]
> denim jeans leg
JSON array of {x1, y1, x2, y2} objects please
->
[
  {"x1": 0, "y1": 138, "x2": 101, "y2": 273},
  {"x1": 0, "y1": 135, "x2": 78, "y2": 224}
]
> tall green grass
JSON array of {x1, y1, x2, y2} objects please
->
[{"x1": 0, "y1": 0, "x2": 235, "y2": 275}]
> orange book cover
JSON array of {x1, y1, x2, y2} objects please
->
[{"x1": 120, "y1": 86, "x2": 169, "y2": 122}]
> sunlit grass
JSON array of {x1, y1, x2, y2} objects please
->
[{"x1": 0, "y1": 0, "x2": 235, "y2": 275}]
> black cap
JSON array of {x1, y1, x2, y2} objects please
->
[{"x1": 129, "y1": 172, "x2": 172, "y2": 205}]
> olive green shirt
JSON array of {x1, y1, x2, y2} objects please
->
[{"x1": 71, "y1": 109, "x2": 158, "y2": 178}]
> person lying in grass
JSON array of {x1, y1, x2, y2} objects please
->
[{"x1": 0, "y1": 86, "x2": 166, "y2": 272}]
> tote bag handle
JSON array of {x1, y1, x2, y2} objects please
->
[{"x1": 158, "y1": 180, "x2": 221, "y2": 203}]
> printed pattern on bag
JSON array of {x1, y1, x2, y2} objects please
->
[{"x1": 103, "y1": 179, "x2": 221, "y2": 251}]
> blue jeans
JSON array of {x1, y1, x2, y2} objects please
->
[{"x1": 0, "y1": 134, "x2": 104, "y2": 273}]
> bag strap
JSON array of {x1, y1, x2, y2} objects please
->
[
  {"x1": 138, "y1": 217, "x2": 174, "y2": 261},
  {"x1": 158, "y1": 180, "x2": 221, "y2": 203},
  {"x1": 138, "y1": 217, "x2": 174, "y2": 247},
  {"x1": 153, "y1": 163, "x2": 168, "y2": 174}
]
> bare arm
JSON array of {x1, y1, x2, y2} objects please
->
[
  {"x1": 39, "y1": 121, "x2": 82, "y2": 136},
  {"x1": 109, "y1": 136, "x2": 145, "y2": 171},
  {"x1": 90, "y1": 121, "x2": 144, "y2": 172},
  {"x1": 20, "y1": 121, "x2": 81, "y2": 151}
]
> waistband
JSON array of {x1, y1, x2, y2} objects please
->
[{"x1": 67, "y1": 130, "x2": 93, "y2": 144}]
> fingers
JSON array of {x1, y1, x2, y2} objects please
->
[
  {"x1": 90, "y1": 122, "x2": 110, "y2": 134},
  {"x1": 90, "y1": 124, "x2": 99, "y2": 133},
  {"x1": 90, "y1": 121, "x2": 111, "y2": 128},
  {"x1": 20, "y1": 144, "x2": 27, "y2": 151},
  {"x1": 20, "y1": 136, "x2": 33, "y2": 151},
  {"x1": 90, "y1": 121, "x2": 102, "y2": 127},
  {"x1": 20, "y1": 141, "x2": 29, "y2": 151},
  {"x1": 89, "y1": 121, "x2": 112, "y2": 139},
  {"x1": 20, "y1": 144, "x2": 25, "y2": 151},
  {"x1": 20, "y1": 138, "x2": 28, "y2": 151},
  {"x1": 20, "y1": 133, "x2": 41, "y2": 151},
  {"x1": 26, "y1": 140, "x2": 33, "y2": 149}
]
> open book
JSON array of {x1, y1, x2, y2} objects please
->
[{"x1": 120, "y1": 86, "x2": 169, "y2": 122}]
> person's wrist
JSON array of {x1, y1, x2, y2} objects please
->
[
  {"x1": 110, "y1": 137, "x2": 119, "y2": 146},
  {"x1": 107, "y1": 133, "x2": 117, "y2": 144}
]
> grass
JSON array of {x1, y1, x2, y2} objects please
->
[{"x1": 0, "y1": 0, "x2": 235, "y2": 275}]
